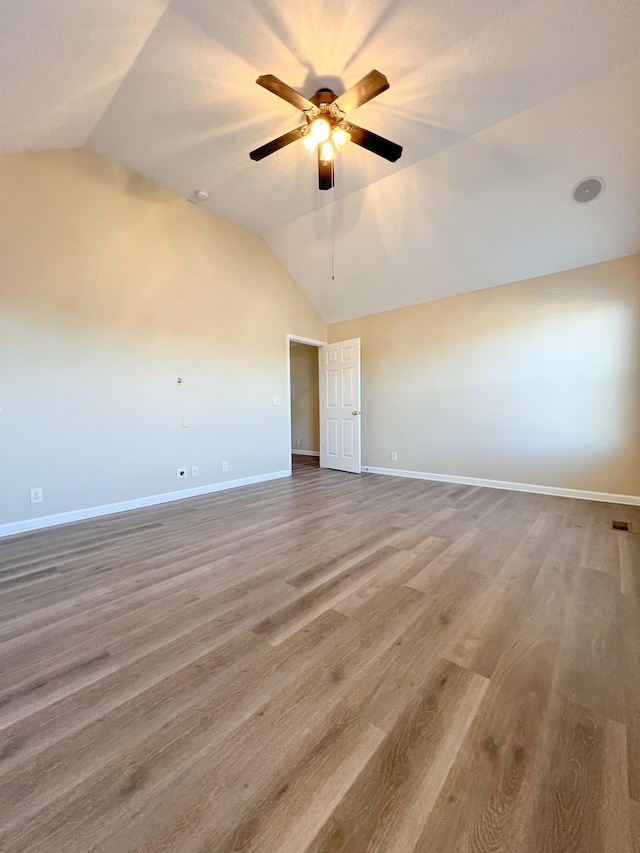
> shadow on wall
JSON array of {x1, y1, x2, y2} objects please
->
[
  {"x1": 0, "y1": 147, "x2": 326, "y2": 523},
  {"x1": 0, "y1": 148, "x2": 303, "y2": 352},
  {"x1": 333, "y1": 259, "x2": 640, "y2": 495}
]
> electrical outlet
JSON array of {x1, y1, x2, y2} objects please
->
[
  {"x1": 177, "y1": 468, "x2": 187, "y2": 479},
  {"x1": 30, "y1": 487, "x2": 43, "y2": 504},
  {"x1": 391, "y1": 452, "x2": 398, "y2": 462},
  {"x1": 296, "y1": 438, "x2": 301, "y2": 445},
  {"x1": 191, "y1": 465, "x2": 198, "y2": 477},
  {"x1": 222, "y1": 461, "x2": 229, "y2": 472}
]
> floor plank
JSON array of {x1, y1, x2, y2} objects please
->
[
  {"x1": 303, "y1": 659, "x2": 488, "y2": 853},
  {"x1": 528, "y1": 697, "x2": 632, "y2": 853},
  {"x1": 412, "y1": 565, "x2": 569, "y2": 852},
  {"x1": 0, "y1": 467, "x2": 638, "y2": 852}
]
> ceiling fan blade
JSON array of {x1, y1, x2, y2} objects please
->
[
  {"x1": 346, "y1": 123, "x2": 403, "y2": 162},
  {"x1": 256, "y1": 75, "x2": 314, "y2": 112},
  {"x1": 335, "y1": 70, "x2": 390, "y2": 114},
  {"x1": 250, "y1": 125, "x2": 307, "y2": 161},
  {"x1": 318, "y1": 151, "x2": 334, "y2": 191}
]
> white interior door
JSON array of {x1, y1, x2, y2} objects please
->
[{"x1": 320, "y1": 338, "x2": 361, "y2": 473}]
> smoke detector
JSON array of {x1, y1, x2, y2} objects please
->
[{"x1": 194, "y1": 189, "x2": 210, "y2": 202}]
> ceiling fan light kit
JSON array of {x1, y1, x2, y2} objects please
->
[{"x1": 249, "y1": 70, "x2": 403, "y2": 190}]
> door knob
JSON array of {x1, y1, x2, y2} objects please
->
[{"x1": 352, "y1": 410, "x2": 361, "y2": 416}]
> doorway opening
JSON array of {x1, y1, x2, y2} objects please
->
[
  {"x1": 288, "y1": 337, "x2": 322, "y2": 473},
  {"x1": 287, "y1": 334, "x2": 362, "y2": 476}
]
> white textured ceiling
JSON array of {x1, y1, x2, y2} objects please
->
[{"x1": 1, "y1": 0, "x2": 639, "y2": 321}]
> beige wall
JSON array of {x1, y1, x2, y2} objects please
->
[
  {"x1": 0, "y1": 149, "x2": 325, "y2": 526},
  {"x1": 290, "y1": 344, "x2": 319, "y2": 452},
  {"x1": 329, "y1": 256, "x2": 640, "y2": 497}
]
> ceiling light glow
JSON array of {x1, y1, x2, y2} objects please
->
[
  {"x1": 310, "y1": 118, "x2": 331, "y2": 143},
  {"x1": 302, "y1": 134, "x2": 317, "y2": 152},
  {"x1": 320, "y1": 140, "x2": 335, "y2": 161},
  {"x1": 332, "y1": 126, "x2": 350, "y2": 150}
]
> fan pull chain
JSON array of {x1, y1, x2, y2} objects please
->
[{"x1": 331, "y1": 165, "x2": 336, "y2": 281}]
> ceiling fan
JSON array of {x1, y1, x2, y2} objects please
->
[{"x1": 249, "y1": 70, "x2": 403, "y2": 190}]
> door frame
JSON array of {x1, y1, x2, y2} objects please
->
[{"x1": 286, "y1": 334, "x2": 325, "y2": 476}]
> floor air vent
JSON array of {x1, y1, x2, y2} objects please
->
[{"x1": 612, "y1": 520, "x2": 630, "y2": 531}]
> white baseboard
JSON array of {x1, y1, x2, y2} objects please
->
[
  {"x1": 291, "y1": 449, "x2": 320, "y2": 457},
  {"x1": 361, "y1": 466, "x2": 640, "y2": 506},
  {"x1": 0, "y1": 470, "x2": 290, "y2": 539}
]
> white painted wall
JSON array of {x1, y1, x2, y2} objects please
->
[
  {"x1": 0, "y1": 149, "x2": 325, "y2": 529},
  {"x1": 328, "y1": 256, "x2": 640, "y2": 499}
]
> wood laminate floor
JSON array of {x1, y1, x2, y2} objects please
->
[
  {"x1": 1, "y1": 467, "x2": 639, "y2": 852},
  {"x1": 292, "y1": 454, "x2": 320, "y2": 469}
]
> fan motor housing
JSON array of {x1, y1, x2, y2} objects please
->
[{"x1": 310, "y1": 88, "x2": 337, "y2": 108}]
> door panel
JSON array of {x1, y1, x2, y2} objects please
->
[
  {"x1": 342, "y1": 367, "x2": 354, "y2": 406},
  {"x1": 343, "y1": 420, "x2": 354, "y2": 458},
  {"x1": 320, "y1": 338, "x2": 361, "y2": 473},
  {"x1": 328, "y1": 418, "x2": 339, "y2": 456},
  {"x1": 327, "y1": 368, "x2": 338, "y2": 406}
]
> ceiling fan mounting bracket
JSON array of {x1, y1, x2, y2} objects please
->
[{"x1": 309, "y1": 88, "x2": 338, "y2": 108}]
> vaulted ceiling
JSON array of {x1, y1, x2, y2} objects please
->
[{"x1": 2, "y1": 0, "x2": 639, "y2": 322}]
